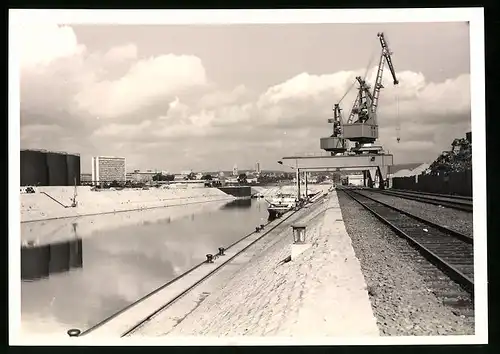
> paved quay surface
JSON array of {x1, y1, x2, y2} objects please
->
[{"x1": 137, "y1": 191, "x2": 379, "y2": 338}]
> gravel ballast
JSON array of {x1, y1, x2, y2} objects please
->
[
  {"x1": 360, "y1": 190, "x2": 473, "y2": 237},
  {"x1": 337, "y1": 190, "x2": 474, "y2": 336}
]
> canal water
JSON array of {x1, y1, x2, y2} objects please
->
[{"x1": 21, "y1": 197, "x2": 269, "y2": 335}]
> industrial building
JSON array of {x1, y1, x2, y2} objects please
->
[
  {"x1": 91, "y1": 156, "x2": 126, "y2": 185},
  {"x1": 80, "y1": 173, "x2": 92, "y2": 183},
  {"x1": 20, "y1": 149, "x2": 81, "y2": 186},
  {"x1": 128, "y1": 170, "x2": 157, "y2": 183}
]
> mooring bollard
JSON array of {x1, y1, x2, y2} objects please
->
[
  {"x1": 67, "y1": 329, "x2": 81, "y2": 337},
  {"x1": 206, "y1": 254, "x2": 214, "y2": 263},
  {"x1": 218, "y1": 247, "x2": 225, "y2": 256}
]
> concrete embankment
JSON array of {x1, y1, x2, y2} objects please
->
[
  {"x1": 136, "y1": 190, "x2": 379, "y2": 338},
  {"x1": 20, "y1": 186, "x2": 236, "y2": 223}
]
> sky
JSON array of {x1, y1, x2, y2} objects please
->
[{"x1": 18, "y1": 22, "x2": 471, "y2": 173}]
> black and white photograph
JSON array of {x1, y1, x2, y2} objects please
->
[{"x1": 8, "y1": 8, "x2": 487, "y2": 345}]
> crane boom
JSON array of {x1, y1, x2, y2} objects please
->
[
  {"x1": 371, "y1": 32, "x2": 399, "y2": 115},
  {"x1": 356, "y1": 76, "x2": 374, "y2": 101},
  {"x1": 346, "y1": 76, "x2": 373, "y2": 124}
]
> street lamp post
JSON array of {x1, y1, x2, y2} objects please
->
[{"x1": 278, "y1": 160, "x2": 301, "y2": 201}]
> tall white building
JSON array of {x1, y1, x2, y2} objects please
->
[
  {"x1": 91, "y1": 156, "x2": 126, "y2": 185},
  {"x1": 255, "y1": 162, "x2": 261, "y2": 175},
  {"x1": 232, "y1": 164, "x2": 238, "y2": 176}
]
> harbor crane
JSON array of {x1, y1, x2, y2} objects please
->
[{"x1": 320, "y1": 32, "x2": 400, "y2": 155}]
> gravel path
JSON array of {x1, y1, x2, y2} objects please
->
[
  {"x1": 360, "y1": 190, "x2": 473, "y2": 237},
  {"x1": 337, "y1": 190, "x2": 474, "y2": 336}
]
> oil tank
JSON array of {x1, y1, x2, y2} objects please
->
[
  {"x1": 21, "y1": 244, "x2": 50, "y2": 281},
  {"x1": 20, "y1": 150, "x2": 49, "y2": 186},
  {"x1": 47, "y1": 152, "x2": 68, "y2": 186},
  {"x1": 66, "y1": 154, "x2": 81, "y2": 186}
]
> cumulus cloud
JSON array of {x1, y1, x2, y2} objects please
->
[
  {"x1": 199, "y1": 84, "x2": 251, "y2": 109},
  {"x1": 19, "y1": 24, "x2": 471, "y2": 172},
  {"x1": 19, "y1": 23, "x2": 86, "y2": 71},
  {"x1": 103, "y1": 43, "x2": 138, "y2": 62},
  {"x1": 258, "y1": 71, "x2": 356, "y2": 106},
  {"x1": 74, "y1": 54, "x2": 208, "y2": 119}
]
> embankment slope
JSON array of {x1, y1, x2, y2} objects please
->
[
  {"x1": 147, "y1": 191, "x2": 378, "y2": 337},
  {"x1": 21, "y1": 187, "x2": 235, "y2": 223}
]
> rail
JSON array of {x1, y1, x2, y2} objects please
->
[
  {"x1": 67, "y1": 192, "x2": 328, "y2": 338},
  {"x1": 390, "y1": 189, "x2": 472, "y2": 201},
  {"x1": 339, "y1": 188, "x2": 474, "y2": 295},
  {"x1": 370, "y1": 189, "x2": 473, "y2": 212}
]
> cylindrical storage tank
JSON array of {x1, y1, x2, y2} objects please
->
[
  {"x1": 48, "y1": 241, "x2": 71, "y2": 274},
  {"x1": 20, "y1": 150, "x2": 49, "y2": 186},
  {"x1": 66, "y1": 154, "x2": 81, "y2": 186},
  {"x1": 21, "y1": 244, "x2": 51, "y2": 281},
  {"x1": 47, "y1": 152, "x2": 68, "y2": 186}
]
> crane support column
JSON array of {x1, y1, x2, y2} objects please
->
[
  {"x1": 304, "y1": 171, "x2": 308, "y2": 199},
  {"x1": 296, "y1": 168, "x2": 301, "y2": 201},
  {"x1": 283, "y1": 153, "x2": 393, "y2": 190}
]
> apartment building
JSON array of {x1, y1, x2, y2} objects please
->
[{"x1": 91, "y1": 156, "x2": 126, "y2": 185}]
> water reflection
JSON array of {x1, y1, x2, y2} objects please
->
[
  {"x1": 21, "y1": 199, "x2": 231, "y2": 247},
  {"x1": 221, "y1": 198, "x2": 252, "y2": 209},
  {"x1": 21, "y1": 237, "x2": 83, "y2": 281},
  {"x1": 21, "y1": 197, "x2": 270, "y2": 335}
]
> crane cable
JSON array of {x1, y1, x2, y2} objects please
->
[
  {"x1": 339, "y1": 37, "x2": 379, "y2": 106},
  {"x1": 395, "y1": 88, "x2": 401, "y2": 143},
  {"x1": 338, "y1": 36, "x2": 379, "y2": 123},
  {"x1": 363, "y1": 39, "x2": 380, "y2": 82},
  {"x1": 336, "y1": 79, "x2": 357, "y2": 125},
  {"x1": 338, "y1": 79, "x2": 356, "y2": 105}
]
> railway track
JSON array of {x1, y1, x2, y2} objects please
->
[
  {"x1": 370, "y1": 189, "x2": 473, "y2": 212},
  {"x1": 389, "y1": 189, "x2": 472, "y2": 201},
  {"x1": 68, "y1": 192, "x2": 328, "y2": 338},
  {"x1": 340, "y1": 188, "x2": 474, "y2": 296}
]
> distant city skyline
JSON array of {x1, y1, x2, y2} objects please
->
[{"x1": 18, "y1": 20, "x2": 471, "y2": 173}]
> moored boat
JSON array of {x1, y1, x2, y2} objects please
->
[{"x1": 265, "y1": 191, "x2": 297, "y2": 219}]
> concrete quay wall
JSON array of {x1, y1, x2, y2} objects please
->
[
  {"x1": 20, "y1": 187, "x2": 235, "y2": 223},
  {"x1": 138, "y1": 190, "x2": 379, "y2": 338}
]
